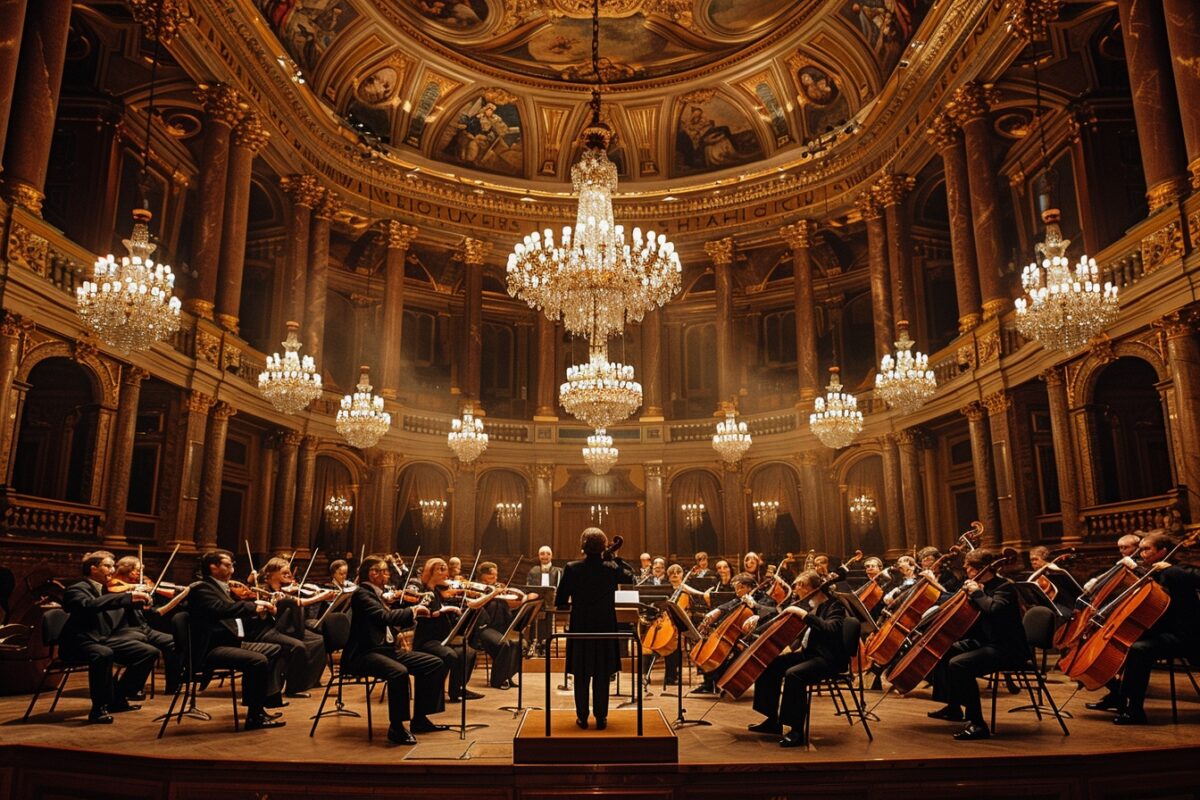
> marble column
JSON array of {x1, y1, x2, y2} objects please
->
[
  {"x1": 857, "y1": 193, "x2": 893, "y2": 363},
  {"x1": 1043, "y1": 366, "x2": 1082, "y2": 543},
  {"x1": 169, "y1": 391, "x2": 212, "y2": 549},
  {"x1": 1, "y1": 0, "x2": 70, "y2": 212},
  {"x1": 798, "y1": 453, "x2": 826, "y2": 553},
  {"x1": 195, "y1": 402, "x2": 236, "y2": 550},
  {"x1": 451, "y1": 464, "x2": 476, "y2": 556},
  {"x1": 0, "y1": 313, "x2": 28, "y2": 477},
  {"x1": 640, "y1": 309, "x2": 663, "y2": 418},
  {"x1": 253, "y1": 437, "x2": 276, "y2": 554},
  {"x1": 372, "y1": 451, "x2": 399, "y2": 554},
  {"x1": 534, "y1": 314, "x2": 558, "y2": 418},
  {"x1": 706, "y1": 237, "x2": 736, "y2": 406},
  {"x1": 102, "y1": 366, "x2": 149, "y2": 545},
  {"x1": 292, "y1": 435, "x2": 318, "y2": 556},
  {"x1": 873, "y1": 173, "x2": 917, "y2": 332},
  {"x1": 918, "y1": 431, "x2": 942, "y2": 546},
  {"x1": 1163, "y1": 0, "x2": 1200, "y2": 189},
  {"x1": 781, "y1": 221, "x2": 820, "y2": 400},
  {"x1": 0, "y1": 0, "x2": 29, "y2": 170},
  {"x1": 880, "y1": 435, "x2": 906, "y2": 556},
  {"x1": 380, "y1": 222, "x2": 418, "y2": 399},
  {"x1": 721, "y1": 464, "x2": 747, "y2": 557},
  {"x1": 462, "y1": 237, "x2": 491, "y2": 404},
  {"x1": 304, "y1": 191, "x2": 340, "y2": 366},
  {"x1": 269, "y1": 430, "x2": 302, "y2": 553},
  {"x1": 927, "y1": 113, "x2": 982, "y2": 332},
  {"x1": 1118, "y1": 0, "x2": 1189, "y2": 210},
  {"x1": 188, "y1": 84, "x2": 243, "y2": 319},
  {"x1": 215, "y1": 113, "x2": 269, "y2": 333},
  {"x1": 961, "y1": 401, "x2": 1000, "y2": 546},
  {"x1": 896, "y1": 428, "x2": 926, "y2": 551},
  {"x1": 644, "y1": 462, "x2": 667, "y2": 555},
  {"x1": 280, "y1": 174, "x2": 323, "y2": 328},
  {"x1": 983, "y1": 391, "x2": 1027, "y2": 549},
  {"x1": 1160, "y1": 311, "x2": 1200, "y2": 518},
  {"x1": 947, "y1": 82, "x2": 1008, "y2": 318}
]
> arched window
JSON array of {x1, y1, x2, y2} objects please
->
[
  {"x1": 402, "y1": 310, "x2": 437, "y2": 367},
  {"x1": 13, "y1": 358, "x2": 100, "y2": 503},
  {"x1": 1090, "y1": 357, "x2": 1171, "y2": 503},
  {"x1": 761, "y1": 310, "x2": 797, "y2": 366}
]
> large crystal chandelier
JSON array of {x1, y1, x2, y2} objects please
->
[
  {"x1": 560, "y1": 338, "x2": 642, "y2": 428},
  {"x1": 495, "y1": 502, "x2": 523, "y2": 533},
  {"x1": 712, "y1": 404, "x2": 752, "y2": 465},
  {"x1": 336, "y1": 365, "x2": 390, "y2": 448},
  {"x1": 258, "y1": 321, "x2": 323, "y2": 414},
  {"x1": 505, "y1": 1, "x2": 680, "y2": 342},
  {"x1": 419, "y1": 498, "x2": 447, "y2": 530},
  {"x1": 323, "y1": 495, "x2": 353, "y2": 533},
  {"x1": 447, "y1": 406, "x2": 488, "y2": 463},
  {"x1": 809, "y1": 366, "x2": 864, "y2": 449},
  {"x1": 582, "y1": 428, "x2": 619, "y2": 475},
  {"x1": 753, "y1": 499, "x2": 780, "y2": 531},
  {"x1": 875, "y1": 322, "x2": 936, "y2": 414},
  {"x1": 77, "y1": 209, "x2": 182, "y2": 354},
  {"x1": 850, "y1": 493, "x2": 877, "y2": 526},
  {"x1": 681, "y1": 502, "x2": 705, "y2": 531}
]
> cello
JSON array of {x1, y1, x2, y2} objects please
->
[
  {"x1": 689, "y1": 596, "x2": 754, "y2": 672},
  {"x1": 885, "y1": 549, "x2": 1018, "y2": 694},
  {"x1": 640, "y1": 566, "x2": 695, "y2": 657},
  {"x1": 1023, "y1": 547, "x2": 1075, "y2": 605},
  {"x1": 1052, "y1": 557, "x2": 1140, "y2": 651}
]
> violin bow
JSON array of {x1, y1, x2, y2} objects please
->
[
  {"x1": 286, "y1": 550, "x2": 297, "y2": 571},
  {"x1": 298, "y1": 547, "x2": 319, "y2": 588},
  {"x1": 503, "y1": 556, "x2": 523, "y2": 589},
  {"x1": 465, "y1": 549, "x2": 483, "y2": 583},
  {"x1": 148, "y1": 543, "x2": 181, "y2": 593},
  {"x1": 245, "y1": 540, "x2": 258, "y2": 578}
]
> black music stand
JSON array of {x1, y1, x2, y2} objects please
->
[
  {"x1": 499, "y1": 598, "x2": 543, "y2": 715},
  {"x1": 662, "y1": 601, "x2": 709, "y2": 729},
  {"x1": 441, "y1": 605, "x2": 488, "y2": 739},
  {"x1": 525, "y1": 585, "x2": 556, "y2": 657},
  {"x1": 833, "y1": 589, "x2": 881, "y2": 721}
]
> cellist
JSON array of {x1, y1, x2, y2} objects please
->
[
  {"x1": 1107, "y1": 530, "x2": 1200, "y2": 725},
  {"x1": 925, "y1": 548, "x2": 1027, "y2": 741},
  {"x1": 692, "y1": 572, "x2": 771, "y2": 694}
]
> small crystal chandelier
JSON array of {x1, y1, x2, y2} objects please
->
[
  {"x1": 809, "y1": 366, "x2": 864, "y2": 449},
  {"x1": 495, "y1": 501, "x2": 523, "y2": 533},
  {"x1": 753, "y1": 499, "x2": 780, "y2": 531},
  {"x1": 875, "y1": 322, "x2": 936, "y2": 414},
  {"x1": 850, "y1": 493, "x2": 877, "y2": 526},
  {"x1": 77, "y1": 209, "x2": 182, "y2": 354},
  {"x1": 505, "y1": 1, "x2": 680, "y2": 341},
  {"x1": 323, "y1": 495, "x2": 353, "y2": 533},
  {"x1": 582, "y1": 428, "x2": 619, "y2": 475},
  {"x1": 681, "y1": 502, "x2": 705, "y2": 531},
  {"x1": 447, "y1": 406, "x2": 488, "y2": 463},
  {"x1": 712, "y1": 403, "x2": 751, "y2": 465},
  {"x1": 590, "y1": 504, "x2": 610, "y2": 526},
  {"x1": 560, "y1": 338, "x2": 642, "y2": 428},
  {"x1": 336, "y1": 365, "x2": 390, "y2": 448},
  {"x1": 419, "y1": 498, "x2": 446, "y2": 530},
  {"x1": 258, "y1": 321, "x2": 323, "y2": 414}
]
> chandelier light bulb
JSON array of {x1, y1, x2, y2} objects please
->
[
  {"x1": 809, "y1": 366, "x2": 864, "y2": 449},
  {"x1": 323, "y1": 495, "x2": 353, "y2": 533},
  {"x1": 560, "y1": 338, "x2": 642, "y2": 428},
  {"x1": 495, "y1": 501, "x2": 523, "y2": 533},
  {"x1": 681, "y1": 502, "x2": 706, "y2": 531},
  {"x1": 259, "y1": 321, "x2": 323, "y2": 414},
  {"x1": 753, "y1": 499, "x2": 780, "y2": 531},
  {"x1": 875, "y1": 321, "x2": 937, "y2": 414},
  {"x1": 712, "y1": 405, "x2": 752, "y2": 465},
  {"x1": 420, "y1": 498, "x2": 447, "y2": 530},
  {"x1": 850, "y1": 493, "x2": 878, "y2": 526},
  {"x1": 335, "y1": 365, "x2": 390, "y2": 449}
]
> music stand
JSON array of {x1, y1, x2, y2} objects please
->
[
  {"x1": 499, "y1": 598, "x2": 543, "y2": 714},
  {"x1": 833, "y1": 589, "x2": 881, "y2": 720},
  {"x1": 662, "y1": 600, "x2": 709, "y2": 729},
  {"x1": 1008, "y1": 582, "x2": 1073, "y2": 719},
  {"x1": 441, "y1": 605, "x2": 489, "y2": 739}
]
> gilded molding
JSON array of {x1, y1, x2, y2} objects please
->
[
  {"x1": 6, "y1": 223, "x2": 49, "y2": 275},
  {"x1": 4, "y1": 182, "x2": 45, "y2": 215},
  {"x1": 232, "y1": 112, "x2": 270, "y2": 153},
  {"x1": 277, "y1": 430, "x2": 304, "y2": 449},
  {"x1": 128, "y1": 0, "x2": 192, "y2": 43},
  {"x1": 1005, "y1": 0, "x2": 1063, "y2": 42},
  {"x1": 280, "y1": 174, "x2": 324, "y2": 209},
  {"x1": 1145, "y1": 177, "x2": 1189, "y2": 214},
  {"x1": 959, "y1": 401, "x2": 986, "y2": 422},
  {"x1": 386, "y1": 221, "x2": 419, "y2": 251},
  {"x1": 1140, "y1": 218, "x2": 1184, "y2": 272},
  {"x1": 1188, "y1": 208, "x2": 1200, "y2": 248},
  {"x1": 945, "y1": 82, "x2": 999, "y2": 125},
  {"x1": 462, "y1": 237, "x2": 492, "y2": 265},
  {"x1": 925, "y1": 113, "x2": 961, "y2": 151},
  {"x1": 871, "y1": 172, "x2": 915, "y2": 207},
  {"x1": 1156, "y1": 309, "x2": 1200, "y2": 340},
  {"x1": 704, "y1": 237, "x2": 735, "y2": 267},
  {"x1": 982, "y1": 391, "x2": 1012, "y2": 415},
  {"x1": 196, "y1": 83, "x2": 246, "y2": 127},
  {"x1": 534, "y1": 463, "x2": 555, "y2": 481}
]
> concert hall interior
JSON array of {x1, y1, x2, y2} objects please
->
[{"x1": 2, "y1": 0, "x2": 1200, "y2": 796}]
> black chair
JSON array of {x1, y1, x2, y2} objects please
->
[
  {"x1": 309, "y1": 612, "x2": 380, "y2": 740},
  {"x1": 1154, "y1": 655, "x2": 1200, "y2": 723},
  {"x1": 22, "y1": 608, "x2": 91, "y2": 721},
  {"x1": 803, "y1": 618, "x2": 874, "y2": 746},
  {"x1": 987, "y1": 607, "x2": 1070, "y2": 735},
  {"x1": 0, "y1": 566, "x2": 15, "y2": 624},
  {"x1": 157, "y1": 611, "x2": 241, "y2": 738}
]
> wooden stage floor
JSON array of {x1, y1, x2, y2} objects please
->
[{"x1": 1, "y1": 663, "x2": 1197, "y2": 798}]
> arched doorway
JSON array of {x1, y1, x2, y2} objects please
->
[
  {"x1": 395, "y1": 462, "x2": 451, "y2": 556},
  {"x1": 307, "y1": 455, "x2": 359, "y2": 559},
  {"x1": 475, "y1": 468, "x2": 529, "y2": 556},
  {"x1": 843, "y1": 456, "x2": 885, "y2": 557},
  {"x1": 13, "y1": 358, "x2": 100, "y2": 503},
  {"x1": 668, "y1": 469, "x2": 722, "y2": 560},
  {"x1": 1089, "y1": 357, "x2": 1171, "y2": 503},
  {"x1": 745, "y1": 462, "x2": 802, "y2": 560}
]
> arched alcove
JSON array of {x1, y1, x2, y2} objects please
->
[
  {"x1": 668, "y1": 469, "x2": 722, "y2": 559},
  {"x1": 395, "y1": 462, "x2": 453, "y2": 556},
  {"x1": 745, "y1": 462, "x2": 802, "y2": 559},
  {"x1": 13, "y1": 358, "x2": 101, "y2": 503},
  {"x1": 475, "y1": 468, "x2": 530, "y2": 556},
  {"x1": 310, "y1": 455, "x2": 358, "y2": 557},
  {"x1": 1089, "y1": 356, "x2": 1171, "y2": 503},
  {"x1": 843, "y1": 455, "x2": 885, "y2": 557}
]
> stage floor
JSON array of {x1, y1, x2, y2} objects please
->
[{"x1": 1, "y1": 663, "x2": 1197, "y2": 798}]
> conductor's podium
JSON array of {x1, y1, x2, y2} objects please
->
[{"x1": 512, "y1": 708, "x2": 678, "y2": 764}]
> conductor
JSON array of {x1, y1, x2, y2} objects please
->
[{"x1": 556, "y1": 527, "x2": 634, "y2": 730}]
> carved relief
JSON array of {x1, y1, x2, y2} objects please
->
[
  {"x1": 195, "y1": 328, "x2": 221, "y2": 366},
  {"x1": 977, "y1": 329, "x2": 1001, "y2": 364},
  {"x1": 7, "y1": 223, "x2": 50, "y2": 276},
  {"x1": 1140, "y1": 219, "x2": 1184, "y2": 273},
  {"x1": 403, "y1": 70, "x2": 463, "y2": 149},
  {"x1": 1188, "y1": 208, "x2": 1200, "y2": 252},
  {"x1": 982, "y1": 391, "x2": 1012, "y2": 416},
  {"x1": 704, "y1": 237, "x2": 735, "y2": 267}
]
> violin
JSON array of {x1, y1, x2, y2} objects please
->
[
  {"x1": 228, "y1": 579, "x2": 262, "y2": 601},
  {"x1": 383, "y1": 587, "x2": 434, "y2": 607},
  {"x1": 438, "y1": 579, "x2": 491, "y2": 598},
  {"x1": 106, "y1": 577, "x2": 179, "y2": 598}
]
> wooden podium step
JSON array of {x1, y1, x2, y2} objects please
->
[{"x1": 512, "y1": 708, "x2": 678, "y2": 764}]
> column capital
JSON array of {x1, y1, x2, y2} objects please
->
[
  {"x1": 275, "y1": 429, "x2": 303, "y2": 448},
  {"x1": 280, "y1": 174, "x2": 324, "y2": 209},
  {"x1": 128, "y1": 0, "x2": 191, "y2": 43},
  {"x1": 946, "y1": 82, "x2": 999, "y2": 125},
  {"x1": 704, "y1": 236, "x2": 735, "y2": 267},
  {"x1": 1040, "y1": 365, "x2": 1066, "y2": 387},
  {"x1": 0, "y1": 312, "x2": 33, "y2": 337},
  {"x1": 872, "y1": 172, "x2": 915, "y2": 207},
  {"x1": 1005, "y1": 0, "x2": 1063, "y2": 42},
  {"x1": 386, "y1": 221, "x2": 419, "y2": 250},
  {"x1": 301, "y1": 434, "x2": 320, "y2": 450},
  {"x1": 779, "y1": 220, "x2": 817, "y2": 249},
  {"x1": 210, "y1": 401, "x2": 237, "y2": 421},
  {"x1": 982, "y1": 390, "x2": 1013, "y2": 415},
  {"x1": 462, "y1": 237, "x2": 492, "y2": 265},
  {"x1": 959, "y1": 400, "x2": 987, "y2": 422},
  {"x1": 895, "y1": 428, "x2": 918, "y2": 447},
  {"x1": 314, "y1": 191, "x2": 343, "y2": 221},
  {"x1": 926, "y1": 113, "x2": 962, "y2": 151},
  {"x1": 1155, "y1": 308, "x2": 1200, "y2": 339},
  {"x1": 121, "y1": 365, "x2": 150, "y2": 386},
  {"x1": 186, "y1": 390, "x2": 213, "y2": 415},
  {"x1": 232, "y1": 112, "x2": 270, "y2": 153},
  {"x1": 855, "y1": 191, "x2": 882, "y2": 220},
  {"x1": 535, "y1": 463, "x2": 556, "y2": 481},
  {"x1": 196, "y1": 83, "x2": 246, "y2": 128},
  {"x1": 643, "y1": 463, "x2": 664, "y2": 480}
]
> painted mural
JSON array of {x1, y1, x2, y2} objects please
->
[
  {"x1": 706, "y1": 0, "x2": 802, "y2": 35},
  {"x1": 436, "y1": 91, "x2": 524, "y2": 177},
  {"x1": 740, "y1": 75, "x2": 791, "y2": 146},
  {"x1": 346, "y1": 64, "x2": 402, "y2": 145},
  {"x1": 259, "y1": 0, "x2": 359, "y2": 72},
  {"x1": 796, "y1": 64, "x2": 851, "y2": 139},
  {"x1": 410, "y1": 0, "x2": 489, "y2": 31},
  {"x1": 843, "y1": 0, "x2": 933, "y2": 72},
  {"x1": 673, "y1": 91, "x2": 764, "y2": 177}
]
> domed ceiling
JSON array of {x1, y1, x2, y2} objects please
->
[{"x1": 255, "y1": 0, "x2": 932, "y2": 187}]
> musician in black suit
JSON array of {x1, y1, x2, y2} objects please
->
[
  {"x1": 60, "y1": 552, "x2": 159, "y2": 724},
  {"x1": 693, "y1": 572, "x2": 771, "y2": 694},
  {"x1": 345, "y1": 555, "x2": 449, "y2": 745},
  {"x1": 409, "y1": 558, "x2": 481, "y2": 702},
  {"x1": 186, "y1": 550, "x2": 285, "y2": 730},
  {"x1": 746, "y1": 570, "x2": 849, "y2": 747},
  {"x1": 472, "y1": 561, "x2": 527, "y2": 690},
  {"x1": 556, "y1": 527, "x2": 634, "y2": 729},
  {"x1": 926, "y1": 548, "x2": 1027, "y2": 740},
  {"x1": 526, "y1": 546, "x2": 563, "y2": 657},
  {"x1": 112, "y1": 555, "x2": 185, "y2": 696}
]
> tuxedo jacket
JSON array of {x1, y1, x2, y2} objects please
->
[
  {"x1": 186, "y1": 576, "x2": 263, "y2": 655},
  {"x1": 344, "y1": 584, "x2": 420, "y2": 663},
  {"x1": 61, "y1": 580, "x2": 135, "y2": 647}
]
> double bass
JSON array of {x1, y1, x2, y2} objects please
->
[{"x1": 641, "y1": 565, "x2": 694, "y2": 657}]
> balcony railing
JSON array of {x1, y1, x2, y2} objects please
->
[
  {"x1": 0, "y1": 488, "x2": 104, "y2": 539},
  {"x1": 1080, "y1": 488, "x2": 1186, "y2": 539}
]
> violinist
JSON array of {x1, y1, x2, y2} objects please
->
[
  {"x1": 693, "y1": 572, "x2": 770, "y2": 694},
  {"x1": 1028, "y1": 545, "x2": 1079, "y2": 616},
  {"x1": 745, "y1": 570, "x2": 849, "y2": 747},
  {"x1": 471, "y1": 562, "x2": 531, "y2": 690},
  {"x1": 919, "y1": 546, "x2": 963, "y2": 595},
  {"x1": 925, "y1": 548, "x2": 1027, "y2": 741},
  {"x1": 386, "y1": 553, "x2": 411, "y2": 589},
  {"x1": 111, "y1": 555, "x2": 184, "y2": 696},
  {"x1": 60, "y1": 551, "x2": 159, "y2": 724},
  {"x1": 1107, "y1": 530, "x2": 1200, "y2": 725},
  {"x1": 410, "y1": 558, "x2": 481, "y2": 702},
  {"x1": 743, "y1": 552, "x2": 763, "y2": 581},
  {"x1": 255, "y1": 558, "x2": 333, "y2": 695},
  {"x1": 328, "y1": 559, "x2": 354, "y2": 592},
  {"x1": 345, "y1": 555, "x2": 449, "y2": 745},
  {"x1": 692, "y1": 552, "x2": 712, "y2": 579}
]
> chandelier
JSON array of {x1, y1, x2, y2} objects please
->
[
  {"x1": 681, "y1": 502, "x2": 705, "y2": 532},
  {"x1": 809, "y1": 366, "x2": 864, "y2": 449},
  {"x1": 590, "y1": 504, "x2": 610, "y2": 526},
  {"x1": 258, "y1": 321, "x2": 323, "y2": 414},
  {"x1": 753, "y1": 499, "x2": 780, "y2": 531},
  {"x1": 582, "y1": 428, "x2": 619, "y2": 475},
  {"x1": 323, "y1": 495, "x2": 353, "y2": 533},
  {"x1": 560, "y1": 338, "x2": 642, "y2": 428},
  {"x1": 849, "y1": 493, "x2": 877, "y2": 526},
  {"x1": 336, "y1": 365, "x2": 390, "y2": 448},
  {"x1": 419, "y1": 498, "x2": 446, "y2": 530},
  {"x1": 495, "y1": 502, "x2": 522, "y2": 533},
  {"x1": 504, "y1": 1, "x2": 680, "y2": 342},
  {"x1": 447, "y1": 406, "x2": 488, "y2": 463},
  {"x1": 712, "y1": 404, "x2": 752, "y2": 465},
  {"x1": 875, "y1": 322, "x2": 936, "y2": 414},
  {"x1": 77, "y1": 209, "x2": 182, "y2": 354}
]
